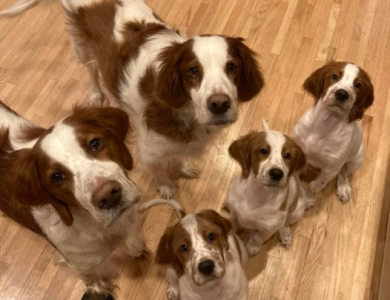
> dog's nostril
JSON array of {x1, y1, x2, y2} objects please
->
[
  {"x1": 269, "y1": 168, "x2": 284, "y2": 181},
  {"x1": 93, "y1": 181, "x2": 122, "y2": 209},
  {"x1": 335, "y1": 89, "x2": 349, "y2": 101},
  {"x1": 198, "y1": 259, "x2": 215, "y2": 276},
  {"x1": 207, "y1": 94, "x2": 231, "y2": 114}
]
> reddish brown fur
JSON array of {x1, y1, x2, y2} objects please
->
[
  {"x1": 303, "y1": 61, "x2": 374, "y2": 122},
  {"x1": 282, "y1": 135, "x2": 306, "y2": 176}
]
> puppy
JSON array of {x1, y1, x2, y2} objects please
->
[
  {"x1": 0, "y1": 0, "x2": 264, "y2": 199},
  {"x1": 294, "y1": 62, "x2": 374, "y2": 207},
  {"x1": 156, "y1": 210, "x2": 248, "y2": 300},
  {"x1": 227, "y1": 121, "x2": 307, "y2": 257}
]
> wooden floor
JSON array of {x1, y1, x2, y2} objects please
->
[{"x1": 0, "y1": 0, "x2": 390, "y2": 299}]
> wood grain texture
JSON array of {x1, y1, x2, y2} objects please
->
[{"x1": 0, "y1": 0, "x2": 389, "y2": 299}]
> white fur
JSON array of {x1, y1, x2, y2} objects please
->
[
  {"x1": 294, "y1": 63, "x2": 365, "y2": 206},
  {"x1": 167, "y1": 214, "x2": 248, "y2": 300},
  {"x1": 227, "y1": 130, "x2": 306, "y2": 256}
]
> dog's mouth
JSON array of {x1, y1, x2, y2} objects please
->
[{"x1": 209, "y1": 119, "x2": 233, "y2": 126}]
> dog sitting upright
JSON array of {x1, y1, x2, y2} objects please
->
[
  {"x1": 156, "y1": 210, "x2": 248, "y2": 300},
  {"x1": 294, "y1": 62, "x2": 374, "y2": 207},
  {"x1": 227, "y1": 120, "x2": 307, "y2": 257}
]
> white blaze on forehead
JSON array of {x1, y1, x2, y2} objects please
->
[
  {"x1": 265, "y1": 130, "x2": 286, "y2": 161},
  {"x1": 192, "y1": 36, "x2": 229, "y2": 69},
  {"x1": 340, "y1": 64, "x2": 359, "y2": 86}
]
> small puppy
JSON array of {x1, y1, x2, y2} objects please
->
[
  {"x1": 227, "y1": 121, "x2": 306, "y2": 257},
  {"x1": 294, "y1": 62, "x2": 374, "y2": 207},
  {"x1": 156, "y1": 210, "x2": 248, "y2": 300}
]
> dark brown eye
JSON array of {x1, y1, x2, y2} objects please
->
[
  {"x1": 354, "y1": 82, "x2": 361, "y2": 88},
  {"x1": 284, "y1": 152, "x2": 291, "y2": 159},
  {"x1": 260, "y1": 148, "x2": 268, "y2": 155},
  {"x1": 332, "y1": 74, "x2": 339, "y2": 80},
  {"x1": 90, "y1": 138, "x2": 103, "y2": 151},
  {"x1": 188, "y1": 67, "x2": 199, "y2": 77},
  {"x1": 181, "y1": 244, "x2": 189, "y2": 252},
  {"x1": 207, "y1": 233, "x2": 215, "y2": 241},
  {"x1": 51, "y1": 172, "x2": 65, "y2": 184},
  {"x1": 226, "y1": 62, "x2": 237, "y2": 73}
]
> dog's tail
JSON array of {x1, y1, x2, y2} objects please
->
[
  {"x1": 0, "y1": 0, "x2": 40, "y2": 18},
  {"x1": 140, "y1": 199, "x2": 185, "y2": 219},
  {"x1": 262, "y1": 118, "x2": 271, "y2": 131}
]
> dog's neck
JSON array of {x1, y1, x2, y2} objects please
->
[{"x1": 311, "y1": 100, "x2": 351, "y2": 133}]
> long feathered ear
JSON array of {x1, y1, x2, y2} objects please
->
[
  {"x1": 229, "y1": 133, "x2": 257, "y2": 178},
  {"x1": 13, "y1": 149, "x2": 74, "y2": 226},
  {"x1": 349, "y1": 73, "x2": 374, "y2": 122},
  {"x1": 288, "y1": 143, "x2": 306, "y2": 176},
  {"x1": 226, "y1": 37, "x2": 264, "y2": 101},
  {"x1": 155, "y1": 42, "x2": 189, "y2": 109},
  {"x1": 155, "y1": 226, "x2": 184, "y2": 276}
]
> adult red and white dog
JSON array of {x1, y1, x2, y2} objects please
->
[
  {"x1": 294, "y1": 62, "x2": 374, "y2": 207},
  {"x1": 0, "y1": 0, "x2": 264, "y2": 199},
  {"x1": 156, "y1": 210, "x2": 248, "y2": 300},
  {"x1": 0, "y1": 101, "x2": 182, "y2": 299}
]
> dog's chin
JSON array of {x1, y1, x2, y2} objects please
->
[
  {"x1": 323, "y1": 100, "x2": 351, "y2": 115},
  {"x1": 105, "y1": 201, "x2": 134, "y2": 227},
  {"x1": 208, "y1": 118, "x2": 234, "y2": 126},
  {"x1": 258, "y1": 178, "x2": 286, "y2": 188},
  {"x1": 192, "y1": 273, "x2": 221, "y2": 286}
]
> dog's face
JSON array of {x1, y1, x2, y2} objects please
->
[
  {"x1": 229, "y1": 131, "x2": 306, "y2": 187},
  {"x1": 13, "y1": 107, "x2": 139, "y2": 227},
  {"x1": 303, "y1": 62, "x2": 374, "y2": 122},
  {"x1": 156, "y1": 210, "x2": 232, "y2": 286},
  {"x1": 156, "y1": 35, "x2": 264, "y2": 126}
]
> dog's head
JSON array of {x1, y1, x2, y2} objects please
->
[
  {"x1": 156, "y1": 210, "x2": 232, "y2": 286},
  {"x1": 303, "y1": 61, "x2": 374, "y2": 122},
  {"x1": 155, "y1": 35, "x2": 264, "y2": 127},
  {"x1": 12, "y1": 107, "x2": 139, "y2": 227},
  {"x1": 229, "y1": 130, "x2": 306, "y2": 187}
]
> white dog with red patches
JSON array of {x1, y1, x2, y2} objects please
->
[
  {"x1": 294, "y1": 62, "x2": 374, "y2": 207},
  {"x1": 227, "y1": 121, "x2": 307, "y2": 256},
  {"x1": 156, "y1": 210, "x2": 248, "y2": 300}
]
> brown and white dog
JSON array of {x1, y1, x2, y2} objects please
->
[
  {"x1": 156, "y1": 210, "x2": 248, "y2": 300},
  {"x1": 0, "y1": 101, "x2": 182, "y2": 298},
  {"x1": 226, "y1": 121, "x2": 307, "y2": 257},
  {"x1": 294, "y1": 62, "x2": 374, "y2": 207},
  {"x1": 0, "y1": 0, "x2": 264, "y2": 199}
]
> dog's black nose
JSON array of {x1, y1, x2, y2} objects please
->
[
  {"x1": 207, "y1": 94, "x2": 231, "y2": 114},
  {"x1": 335, "y1": 89, "x2": 349, "y2": 101},
  {"x1": 198, "y1": 260, "x2": 215, "y2": 276},
  {"x1": 269, "y1": 168, "x2": 284, "y2": 181}
]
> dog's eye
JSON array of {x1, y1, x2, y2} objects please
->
[
  {"x1": 188, "y1": 67, "x2": 199, "y2": 78},
  {"x1": 90, "y1": 138, "x2": 103, "y2": 151},
  {"x1": 226, "y1": 62, "x2": 237, "y2": 73},
  {"x1": 180, "y1": 244, "x2": 189, "y2": 252},
  {"x1": 51, "y1": 172, "x2": 65, "y2": 184},
  {"x1": 260, "y1": 148, "x2": 268, "y2": 155},
  {"x1": 284, "y1": 152, "x2": 291, "y2": 159},
  {"x1": 207, "y1": 233, "x2": 215, "y2": 241},
  {"x1": 332, "y1": 74, "x2": 339, "y2": 80},
  {"x1": 354, "y1": 82, "x2": 361, "y2": 88}
]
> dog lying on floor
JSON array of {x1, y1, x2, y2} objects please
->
[
  {"x1": 156, "y1": 209, "x2": 248, "y2": 300},
  {"x1": 0, "y1": 101, "x2": 182, "y2": 299},
  {"x1": 0, "y1": 0, "x2": 264, "y2": 199},
  {"x1": 294, "y1": 62, "x2": 374, "y2": 207},
  {"x1": 226, "y1": 120, "x2": 307, "y2": 257}
]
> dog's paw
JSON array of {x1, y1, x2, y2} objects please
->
[
  {"x1": 336, "y1": 183, "x2": 351, "y2": 203},
  {"x1": 178, "y1": 162, "x2": 200, "y2": 179},
  {"x1": 305, "y1": 195, "x2": 316, "y2": 210},
  {"x1": 87, "y1": 90, "x2": 104, "y2": 107},
  {"x1": 157, "y1": 184, "x2": 177, "y2": 199},
  {"x1": 278, "y1": 226, "x2": 292, "y2": 248},
  {"x1": 245, "y1": 242, "x2": 261, "y2": 257},
  {"x1": 167, "y1": 285, "x2": 180, "y2": 300}
]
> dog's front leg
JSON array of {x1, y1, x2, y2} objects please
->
[
  {"x1": 166, "y1": 267, "x2": 180, "y2": 300},
  {"x1": 305, "y1": 169, "x2": 339, "y2": 209}
]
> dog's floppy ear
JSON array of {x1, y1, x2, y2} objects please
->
[
  {"x1": 229, "y1": 132, "x2": 257, "y2": 178},
  {"x1": 226, "y1": 37, "x2": 264, "y2": 102},
  {"x1": 155, "y1": 42, "x2": 189, "y2": 109},
  {"x1": 288, "y1": 143, "x2": 306, "y2": 176},
  {"x1": 349, "y1": 71, "x2": 374, "y2": 122},
  {"x1": 197, "y1": 210, "x2": 232, "y2": 249},
  {"x1": 13, "y1": 149, "x2": 74, "y2": 226},
  {"x1": 156, "y1": 226, "x2": 184, "y2": 276}
]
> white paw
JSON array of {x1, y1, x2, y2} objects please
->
[
  {"x1": 179, "y1": 162, "x2": 200, "y2": 179},
  {"x1": 167, "y1": 285, "x2": 179, "y2": 300},
  {"x1": 279, "y1": 227, "x2": 292, "y2": 248},
  {"x1": 305, "y1": 195, "x2": 316, "y2": 210},
  {"x1": 336, "y1": 184, "x2": 351, "y2": 203},
  {"x1": 157, "y1": 184, "x2": 177, "y2": 199},
  {"x1": 245, "y1": 242, "x2": 261, "y2": 257},
  {"x1": 87, "y1": 90, "x2": 103, "y2": 107}
]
